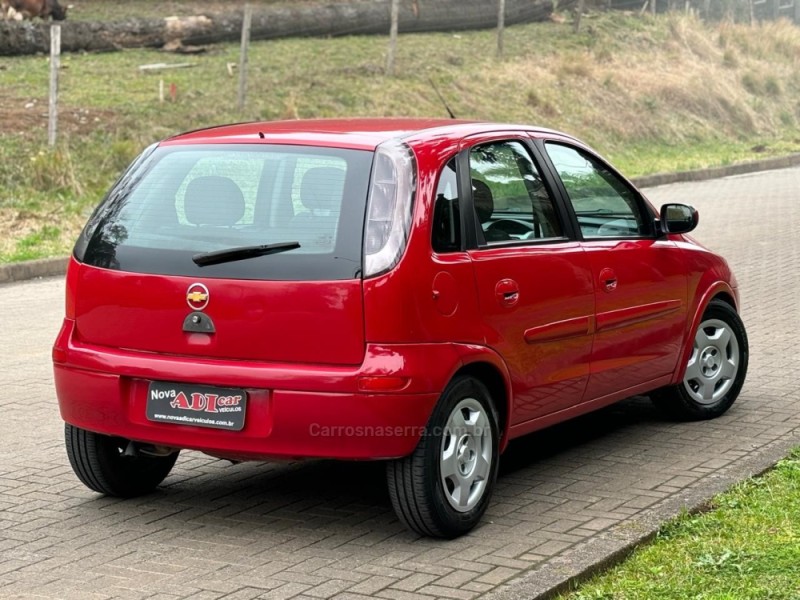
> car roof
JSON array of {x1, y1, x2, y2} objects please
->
[{"x1": 161, "y1": 118, "x2": 577, "y2": 150}]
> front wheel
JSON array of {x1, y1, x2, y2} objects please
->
[
  {"x1": 651, "y1": 299, "x2": 748, "y2": 420},
  {"x1": 386, "y1": 376, "x2": 499, "y2": 538},
  {"x1": 65, "y1": 424, "x2": 179, "y2": 497}
]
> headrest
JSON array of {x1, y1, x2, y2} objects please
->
[
  {"x1": 300, "y1": 167, "x2": 346, "y2": 212},
  {"x1": 184, "y1": 176, "x2": 245, "y2": 226},
  {"x1": 472, "y1": 179, "x2": 493, "y2": 223}
]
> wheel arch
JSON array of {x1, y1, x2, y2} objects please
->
[
  {"x1": 447, "y1": 350, "x2": 513, "y2": 453},
  {"x1": 710, "y1": 290, "x2": 736, "y2": 311},
  {"x1": 672, "y1": 281, "x2": 739, "y2": 383}
]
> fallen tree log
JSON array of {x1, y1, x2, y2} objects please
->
[{"x1": 0, "y1": 0, "x2": 560, "y2": 57}]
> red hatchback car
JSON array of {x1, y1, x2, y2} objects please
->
[{"x1": 53, "y1": 119, "x2": 748, "y2": 538}]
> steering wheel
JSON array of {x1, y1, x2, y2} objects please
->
[
  {"x1": 486, "y1": 219, "x2": 534, "y2": 237},
  {"x1": 596, "y1": 218, "x2": 636, "y2": 237}
]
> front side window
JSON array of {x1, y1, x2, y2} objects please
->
[
  {"x1": 469, "y1": 140, "x2": 562, "y2": 244},
  {"x1": 75, "y1": 144, "x2": 372, "y2": 280},
  {"x1": 545, "y1": 143, "x2": 649, "y2": 238}
]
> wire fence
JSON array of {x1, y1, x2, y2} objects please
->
[{"x1": 606, "y1": 0, "x2": 800, "y2": 22}]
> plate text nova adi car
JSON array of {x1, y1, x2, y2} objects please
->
[{"x1": 53, "y1": 119, "x2": 748, "y2": 538}]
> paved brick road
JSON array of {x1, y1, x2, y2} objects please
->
[{"x1": 1, "y1": 167, "x2": 798, "y2": 600}]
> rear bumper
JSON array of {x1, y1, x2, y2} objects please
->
[{"x1": 53, "y1": 319, "x2": 454, "y2": 460}]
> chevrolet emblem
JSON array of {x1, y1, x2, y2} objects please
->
[{"x1": 186, "y1": 283, "x2": 210, "y2": 311}]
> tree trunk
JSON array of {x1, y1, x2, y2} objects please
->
[{"x1": 0, "y1": 0, "x2": 557, "y2": 57}]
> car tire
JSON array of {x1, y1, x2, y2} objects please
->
[
  {"x1": 651, "y1": 299, "x2": 748, "y2": 420},
  {"x1": 65, "y1": 424, "x2": 179, "y2": 497},
  {"x1": 386, "y1": 376, "x2": 499, "y2": 538}
]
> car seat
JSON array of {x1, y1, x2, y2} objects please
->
[
  {"x1": 290, "y1": 167, "x2": 345, "y2": 249},
  {"x1": 184, "y1": 176, "x2": 245, "y2": 227},
  {"x1": 472, "y1": 179, "x2": 511, "y2": 242}
]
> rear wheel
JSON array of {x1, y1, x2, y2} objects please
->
[
  {"x1": 65, "y1": 424, "x2": 179, "y2": 497},
  {"x1": 651, "y1": 299, "x2": 748, "y2": 420},
  {"x1": 386, "y1": 376, "x2": 499, "y2": 538}
]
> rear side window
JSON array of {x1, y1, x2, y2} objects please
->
[
  {"x1": 469, "y1": 141, "x2": 562, "y2": 243},
  {"x1": 76, "y1": 144, "x2": 372, "y2": 281},
  {"x1": 431, "y1": 159, "x2": 460, "y2": 253}
]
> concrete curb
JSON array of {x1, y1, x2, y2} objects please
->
[
  {"x1": 483, "y1": 434, "x2": 799, "y2": 600},
  {"x1": 0, "y1": 256, "x2": 69, "y2": 285},
  {"x1": 2, "y1": 152, "x2": 799, "y2": 286},
  {"x1": 630, "y1": 152, "x2": 800, "y2": 188}
]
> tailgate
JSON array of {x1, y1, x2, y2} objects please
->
[{"x1": 73, "y1": 263, "x2": 366, "y2": 366}]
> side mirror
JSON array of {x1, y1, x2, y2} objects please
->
[{"x1": 659, "y1": 203, "x2": 698, "y2": 235}]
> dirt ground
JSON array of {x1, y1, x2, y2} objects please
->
[{"x1": 0, "y1": 91, "x2": 115, "y2": 138}]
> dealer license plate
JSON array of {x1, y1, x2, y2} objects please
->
[{"x1": 146, "y1": 381, "x2": 247, "y2": 431}]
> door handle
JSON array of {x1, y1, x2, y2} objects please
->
[
  {"x1": 599, "y1": 267, "x2": 617, "y2": 293},
  {"x1": 495, "y1": 279, "x2": 520, "y2": 307}
]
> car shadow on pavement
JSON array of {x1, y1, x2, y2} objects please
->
[
  {"x1": 499, "y1": 395, "x2": 664, "y2": 476},
  {"x1": 76, "y1": 395, "x2": 669, "y2": 534}
]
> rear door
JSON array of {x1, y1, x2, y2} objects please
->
[
  {"x1": 461, "y1": 134, "x2": 596, "y2": 424},
  {"x1": 73, "y1": 144, "x2": 373, "y2": 366},
  {"x1": 540, "y1": 141, "x2": 689, "y2": 399}
]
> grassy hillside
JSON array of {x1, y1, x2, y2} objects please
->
[{"x1": 1, "y1": 12, "x2": 799, "y2": 262}]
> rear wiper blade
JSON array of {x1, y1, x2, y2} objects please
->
[{"x1": 192, "y1": 242, "x2": 300, "y2": 266}]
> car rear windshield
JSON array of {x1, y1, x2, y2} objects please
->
[{"x1": 74, "y1": 144, "x2": 373, "y2": 280}]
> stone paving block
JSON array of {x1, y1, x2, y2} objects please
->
[
  {"x1": 181, "y1": 592, "x2": 226, "y2": 600},
  {"x1": 345, "y1": 575, "x2": 398, "y2": 596},
  {"x1": 375, "y1": 590, "x2": 437, "y2": 600},
  {"x1": 433, "y1": 569, "x2": 480, "y2": 590},
  {"x1": 414, "y1": 584, "x2": 478, "y2": 600},
  {"x1": 302, "y1": 579, "x2": 354, "y2": 599},
  {"x1": 460, "y1": 581, "x2": 496, "y2": 594},
  {"x1": 476, "y1": 567, "x2": 519, "y2": 586},
  {"x1": 420, "y1": 558, "x2": 489, "y2": 575},
  {"x1": 387, "y1": 572, "x2": 441, "y2": 592},
  {"x1": 329, "y1": 592, "x2": 385, "y2": 600},
  {"x1": 311, "y1": 568, "x2": 367, "y2": 584}
]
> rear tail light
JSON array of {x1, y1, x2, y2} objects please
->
[
  {"x1": 54, "y1": 260, "x2": 78, "y2": 364},
  {"x1": 65, "y1": 258, "x2": 78, "y2": 320},
  {"x1": 363, "y1": 139, "x2": 416, "y2": 278}
]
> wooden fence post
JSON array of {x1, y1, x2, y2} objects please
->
[
  {"x1": 48, "y1": 24, "x2": 60, "y2": 148},
  {"x1": 386, "y1": 0, "x2": 399, "y2": 76},
  {"x1": 574, "y1": 0, "x2": 585, "y2": 33},
  {"x1": 497, "y1": 0, "x2": 505, "y2": 57},
  {"x1": 237, "y1": 3, "x2": 252, "y2": 112}
]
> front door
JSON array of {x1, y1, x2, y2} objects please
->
[{"x1": 542, "y1": 142, "x2": 688, "y2": 400}]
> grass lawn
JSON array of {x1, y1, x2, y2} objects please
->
[{"x1": 559, "y1": 449, "x2": 800, "y2": 600}]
